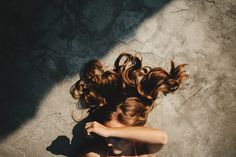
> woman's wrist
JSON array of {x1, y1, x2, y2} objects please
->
[
  {"x1": 106, "y1": 127, "x2": 117, "y2": 137},
  {"x1": 106, "y1": 127, "x2": 131, "y2": 138}
]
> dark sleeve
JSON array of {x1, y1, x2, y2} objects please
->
[{"x1": 135, "y1": 141, "x2": 164, "y2": 155}]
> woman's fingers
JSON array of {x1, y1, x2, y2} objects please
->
[
  {"x1": 85, "y1": 122, "x2": 94, "y2": 128},
  {"x1": 86, "y1": 127, "x2": 94, "y2": 135},
  {"x1": 85, "y1": 123, "x2": 92, "y2": 129},
  {"x1": 85, "y1": 121, "x2": 98, "y2": 126},
  {"x1": 85, "y1": 121, "x2": 93, "y2": 127},
  {"x1": 85, "y1": 121, "x2": 96, "y2": 135}
]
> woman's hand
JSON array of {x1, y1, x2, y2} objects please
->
[{"x1": 85, "y1": 121, "x2": 111, "y2": 138}]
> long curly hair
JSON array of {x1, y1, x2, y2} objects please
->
[{"x1": 70, "y1": 53, "x2": 188, "y2": 126}]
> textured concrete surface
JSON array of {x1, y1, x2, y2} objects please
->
[{"x1": 0, "y1": 0, "x2": 235, "y2": 157}]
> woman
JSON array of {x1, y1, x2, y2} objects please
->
[{"x1": 70, "y1": 53, "x2": 188, "y2": 157}]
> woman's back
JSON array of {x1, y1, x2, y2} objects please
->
[{"x1": 106, "y1": 138, "x2": 156, "y2": 157}]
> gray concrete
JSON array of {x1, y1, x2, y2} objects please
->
[{"x1": 0, "y1": 0, "x2": 235, "y2": 157}]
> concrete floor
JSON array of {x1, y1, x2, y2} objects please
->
[{"x1": 0, "y1": 0, "x2": 235, "y2": 156}]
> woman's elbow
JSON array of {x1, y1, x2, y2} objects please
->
[
  {"x1": 161, "y1": 132, "x2": 168, "y2": 144},
  {"x1": 154, "y1": 131, "x2": 168, "y2": 144}
]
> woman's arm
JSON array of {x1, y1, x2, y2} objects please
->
[
  {"x1": 85, "y1": 121, "x2": 168, "y2": 144},
  {"x1": 108, "y1": 126, "x2": 168, "y2": 144}
]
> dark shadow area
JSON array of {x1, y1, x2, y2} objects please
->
[
  {"x1": 46, "y1": 114, "x2": 99, "y2": 157},
  {"x1": 0, "y1": 0, "x2": 171, "y2": 146},
  {"x1": 47, "y1": 108, "x2": 114, "y2": 157}
]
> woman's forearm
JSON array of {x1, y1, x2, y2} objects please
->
[
  {"x1": 107, "y1": 126, "x2": 168, "y2": 144},
  {"x1": 85, "y1": 121, "x2": 168, "y2": 144}
]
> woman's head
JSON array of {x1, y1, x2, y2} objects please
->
[
  {"x1": 116, "y1": 97, "x2": 154, "y2": 126},
  {"x1": 70, "y1": 53, "x2": 188, "y2": 126}
]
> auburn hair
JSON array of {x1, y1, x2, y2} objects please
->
[{"x1": 70, "y1": 53, "x2": 188, "y2": 126}]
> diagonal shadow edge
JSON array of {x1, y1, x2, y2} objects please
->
[{"x1": 0, "y1": 0, "x2": 172, "y2": 142}]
